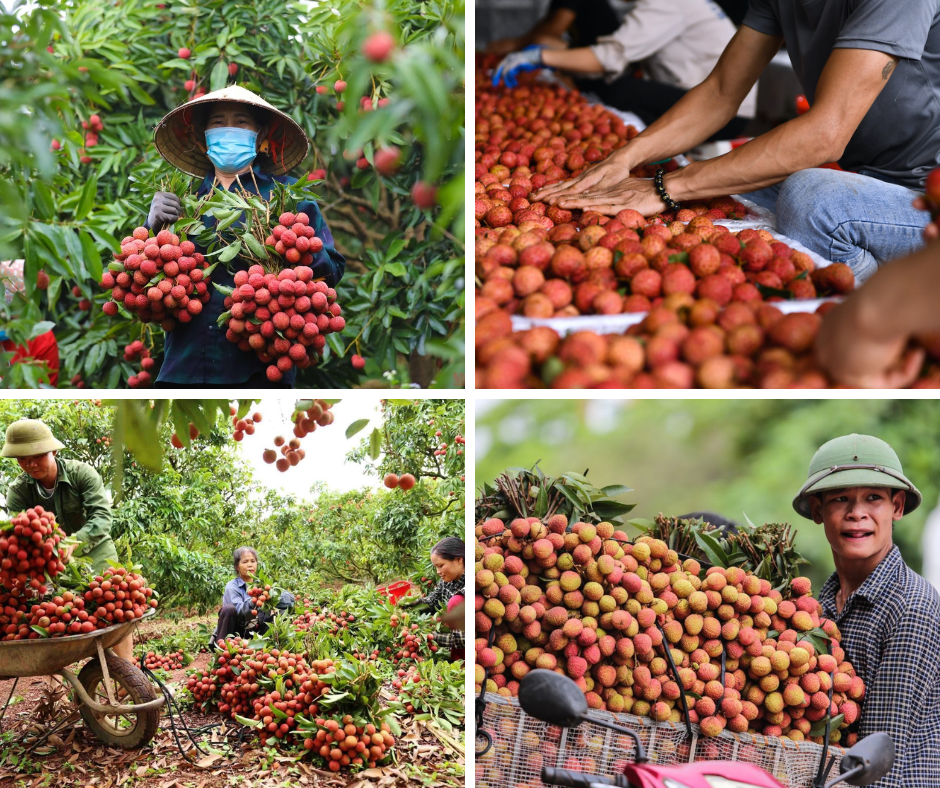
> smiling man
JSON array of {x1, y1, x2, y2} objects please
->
[{"x1": 793, "y1": 434, "x2": 940, "y2": 788}]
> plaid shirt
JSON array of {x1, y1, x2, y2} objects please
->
[
  {"x1": 818, "y1": 545, "x2": 940, "y2": 788},
  {"x1": 152, "y1": 164, "x2": 345, "y2": 386},
  {"x1": 420, "y1": 575, "x2": 465, "y2": 611}
]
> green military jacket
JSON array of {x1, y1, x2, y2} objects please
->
[{"x1": 5, "y1": 457, "x2": 118, "y2": 572}]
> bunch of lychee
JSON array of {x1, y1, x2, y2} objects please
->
[
  {"x1": 124, "y1": 339, "x2": 156, "y2": 387},
  {"x1": 258, "y1": 401, "x2": 335, "y2": 471},
  {"x1": 232, "y1": 409, "x2": 262, "y2": 441},
  {"x1": 221, "y1": 264, "x2": 345, "y2": 382},
  {"x1": 475, "y1": 517, "x2": 864, "y2": 744},
  {"x1": 303, "y1": 716, "x2": 395, "y2": 772},
  {"x1": 263, "y1": 212, "x2": 323, "y2": 266},
  {"x1": 0, "y1": 507, "x2": 67, "y2": 598},
  {"x1": 101, "y1": 227, "x2": 212, "y2": 331},
  {"x1": 171, "y1": 422, "x2": 200, "y2": 448},
  {"x1": 383, "y1": 472, "x2": 416, "y2": 491},
  {"x1": 292, "y1": 608, "x2": 356, "y2": 635},
  {"x1": 392, "y1": 622, "x2": 436, "y2": 665},
  {"x1": 247, "y1": 584, "x2": 273, "y2": 616}
]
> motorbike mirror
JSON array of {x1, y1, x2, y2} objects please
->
[
  {"x1": 837, "y1": 733, "x2": 895, "y2": 786},
  {"x1": 519, "y1": 669, "x2": 587, "y2": 728}
]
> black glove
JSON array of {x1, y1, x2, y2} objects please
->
[{"x1": 147, "y1": 191, "x2": 182, "y2": 230}]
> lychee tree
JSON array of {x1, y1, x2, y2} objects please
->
[{"x1": 0, "y1": 0, "x2": 464, "y2": 388}]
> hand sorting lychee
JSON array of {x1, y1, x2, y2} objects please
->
[{"x1": 99, "y1": 86, "x2": 346, "y2": 387}]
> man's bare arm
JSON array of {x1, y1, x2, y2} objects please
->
[
  {"x1": 535, "y1": 26, "x2": 780, "y2": 204},
  {"x1": 665, "y1": 47, "x2": 901, "y2": 201}
]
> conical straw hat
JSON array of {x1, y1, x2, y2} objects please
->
[{"x1": 153, "y1": 85, "x2": 310, "y2": 178}]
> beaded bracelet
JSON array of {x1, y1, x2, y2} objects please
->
[{"x1": 654, "y1": 168, "x2": 681, "y2": 212}]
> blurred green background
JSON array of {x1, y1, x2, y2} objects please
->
[{"x1": 476, "y1": 399, "x2": 940, "y2": 591}]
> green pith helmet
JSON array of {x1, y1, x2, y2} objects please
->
[
  {"x1": 793, "y1": 433, "x2": 922, "y2": 519},
  {"x1": 1, "y1": 419, "x2": 65, "y2": 458}
]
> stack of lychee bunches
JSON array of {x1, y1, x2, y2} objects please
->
[
  {"x1": 475, "y1": 517, "x2": 864, "y2": 745},
  {"x1": 101, "y1": 228, "x2": 212, "y2": 329},
  {"x1": 187, "y1": 642, "x2": 395, "y2": 771},
  {"x1": 0, "y1": 507, "x2": 66, "y2": 599}
]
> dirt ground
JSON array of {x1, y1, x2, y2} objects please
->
[{"x1": 0, "y1": 617, "x2": 465, "y2": 788}]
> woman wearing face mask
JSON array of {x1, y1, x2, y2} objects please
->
[{"x1": 146, "y1": 86, "x2": 346, "y2": 388}]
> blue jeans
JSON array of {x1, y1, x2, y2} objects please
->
[{"x1": 741, "y1": 168, "x2": 928, "y2": 283}]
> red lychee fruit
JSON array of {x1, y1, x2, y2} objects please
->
[
  {"x1": 351, "y1": 354, "x2": 365, "y2": 369},
  {"x1": 178, "y1": 47, "x2": 191, "y2": 59},
  {"x1": 384, "y1": 473, "x2": 399, "y2": 489},
  {"x1": 334, "y1": 80, "x2": 347, "y2": 93},
  {"x1": 184, "y1": 79, "x2": 195, "y2": 91},
  {"x1": 363, "y1": 31, "x2": 395, "y2": 62},
  {"x1": 374, "y1": 147, "x2": 401, "y2": 176},
  {"x1": 411, "y1": 181, "x2": 437, "y2": 209},
  {"x1": 50, "y1": 139, "x2": 61, "y2": 151},
  {"x1": 398, "y1": 473, "x2": 416, "y2": 491},
  {"x1": 228, "y1": 63, "x2": 238, "y2": 76},
  {"x1": 36, "y1": 270, "x2": 50, "y2": 290}
]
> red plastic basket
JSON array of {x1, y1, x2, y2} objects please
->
[{"x1": 377, "y1": 580, "x2": 413, "y2": 605}]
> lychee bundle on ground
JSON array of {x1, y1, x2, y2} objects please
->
[
  {"x1": 477, "y1": 290, "x2": 940, "y2": 389},
  {"x1": 0, "y1": 507, "x2": 67, "y2": 598},
  {"x1": 136, "y1": 649, "x2": 186, "y2": 671},
  {"x1": 187, "y1": 643, "x2": 395, "y2": 771},
  {"x1": 101, "y1": 227, "x2": 213, "y2": 331},
  {"x1": 478, "y1": 218, "x2": 856, "y2": 320},
  {"x1": 303, "y1": 716, "x2": 395, "y2": 772},
  {"x1": 475, "y1": 518, "x2": 864, "y2": 744},
  {"x1": 292, "y1": 608, "x2": 355, "y2": 634},
  {"x1": 219, "y1": 265, "x2": 345, "y2": 382},
  {"x1": 262, "y1": 212, "x2": 324, "y2": 266}
]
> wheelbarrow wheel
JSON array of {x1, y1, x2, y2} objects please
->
[{"x1": 77, "y1": 654, "x2": 160, "y2": 748}]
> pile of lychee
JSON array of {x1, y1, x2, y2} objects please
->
[
  {"x1": 187, "y1": 642, "x2": 395, "y2": 770},
  {"x1": 383, "y1": 472, "x2": 416, "y2": 491},
  {"x1": 475, "y1": 516, "x2": 863, "y2": 744},
  {"x1": 1, "y1": 564, "x2": 157, "y2": 641},
  {"x1": 101, "y1": 227, "x2": 212, "y2": 331},
  {"x1": 137, "y1": 649, "x2": 186, "y2": 671},
  {"x1": 221, "y1": 264, "x2": 345, "y2": 382},
  {"x1": 477, "y1": 288, "x2": 940, "y2": 389},
  {"x1": 292, "y1": 608, "x2": 356, "y2": 635},
  {"x1": 478, "y1": 216, "x2": 856, "y2": 320}
]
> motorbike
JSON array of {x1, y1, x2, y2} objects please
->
[{"x1": 517, "y1": 669, "x2": 895, "y2": 788}]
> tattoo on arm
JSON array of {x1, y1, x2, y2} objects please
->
[{"x1": 882, "y1": 60, "x2": 897, "y2": 80}]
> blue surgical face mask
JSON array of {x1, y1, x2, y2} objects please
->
[{"x1": 205, "y1": 126, "x2": 258, "y2": 174}]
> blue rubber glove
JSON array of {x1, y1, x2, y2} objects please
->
[{"x1": 492, "y1": 45, "x2": 546, "y2": 88}]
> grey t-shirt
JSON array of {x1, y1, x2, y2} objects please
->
[{"x1": 743, "y1": 0, "x2": 940, "y2": 189}]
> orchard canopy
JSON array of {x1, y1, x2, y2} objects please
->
[
  {"x1": 0, "y1": 0, "x2": 465, "y2": 388},
  {"x1": 0, "y1": 397, "x2": 465, "y2": 785}
]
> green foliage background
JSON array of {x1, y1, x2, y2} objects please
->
[
  {"x1": 0, "y1": 397, "x2": 465, "y2": 610},
  {"x1": 0, "y1": 0, "x2": 464, "y2": 388},
  {"x1": 476, "y1": 399, "x2": 940, "y2": 591}
]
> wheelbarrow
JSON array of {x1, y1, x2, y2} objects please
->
[{"x1": 0, "y1": 610, "x2": 164, "y2": 748}]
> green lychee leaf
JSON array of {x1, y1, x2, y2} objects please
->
[
  {"x1": 810, "y1": 713, "x2": 844, "y2": 737},
  {"x1": 755, "y1": 283, "x2": 793, "y2": 300}
]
